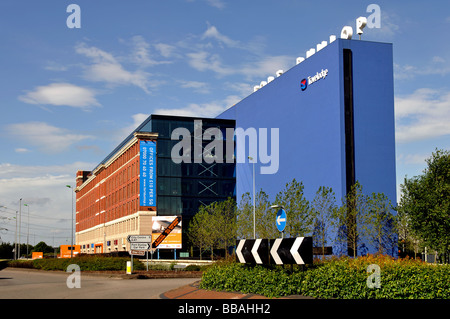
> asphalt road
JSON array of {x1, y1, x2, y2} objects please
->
[{"x1": 0, "y1": 268, "x2": 200, "y2": 299}]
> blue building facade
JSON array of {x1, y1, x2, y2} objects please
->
[{"x1": 218, "y1": 39, "x2": 397, "y2": 256}]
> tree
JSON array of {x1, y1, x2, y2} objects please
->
[
  {"x1": 397, "y1": 205, "x2": 422, "y2": 258},
  {"x1": 33, "y1": 241, "x2": 53, "y2": 254},
  {"x1": 273, "y1": 179, "x2": 312, "y2": 238},
  {"x1": 366, "y1": 192, "x2": 397, "y2": 255},
  {"x1": 213, "y1": 197, "x2": 237, "y2": 258},
  {"x1": 0, "y1": 242, "x2": 14, "y2": 259},
  {"x1": 399, "y1": 149, "x2": 450, "y2": 259},
  {"x1": 188, "y1": 197, "x2": 237, "y2": 260},
  {"x1": 311, "y1": 186, "x2": 337, "y2": 258},
  {"x1": 236, "y1": 190, "x2": 277, "y2": 239},
  {"x1": 335, "y1": 182, "x2": 370, "y2": 257},
  {"x1": 187, "y1": 208, "x2": 213, "y2": 260}
]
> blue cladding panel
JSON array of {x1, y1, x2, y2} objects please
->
[
  {"x1": 218, "y1": 39, "x2": 396, "y2": 256},
  {"x1": 219, "y1": 39, "x2": 346, "y2": 202},
  {"x1": 341, "y1": 40, "x2": 396, "y2": 203}
]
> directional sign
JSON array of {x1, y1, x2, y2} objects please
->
[
  {"x1": 270, "y1": 237, "x2": 313, "y2": 265},
  {"x1": 236, "y1": 239, "x2": 256, "y2": 264},
  {"x1": 236, "y1": 237, "x2": 313, "y2": 265},
  {"x1": 129, "y1": 250, "x2": 146, "y2": 256},
  {"x1": 130, "y1": 243, "x2": 150, "y2": 250},
  {"x1": 236, "y1": 239, "x2": 271, "y2": 265},
  {"x1": 276, "y1": 209, "x2": 287, "y2": 232},
  {"x1": 127, "y1": 235, "x2": 152, "y2": 243},
  {"x1": 251, "y1": 239, "x2": 270, "y2": 264}
]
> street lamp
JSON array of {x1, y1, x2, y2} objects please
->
[
  {"x1": 14, "y1": 210, "x2": 18, "y2": 260},
  {"x1": 248, "y1": 156, "x2": 256, "y2": 239},
  {"x1": 18, "y1": 198, "x2": 22, "y2": 259},
  {"x1": 24, "y1": 203, "x2": 30, "y2": 258},
  {"x1": 66, "y1": 185, "x2": 74, "y2": 258}
]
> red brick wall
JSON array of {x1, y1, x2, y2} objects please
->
[{"x1": 76, "y1": 141, "x2": 141, "y2": 232}]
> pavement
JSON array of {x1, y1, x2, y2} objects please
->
[{"x1": 159, "y1": 279, "x2": 314, "y2": 299}]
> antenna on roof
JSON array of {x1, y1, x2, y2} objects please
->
[{"x1": 296, "y1": 57, "x2": 305, "y2": 65}]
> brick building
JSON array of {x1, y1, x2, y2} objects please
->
[
  {"x1": 75, "y1": 115, "x2": 236, "y2": 255},
  {"x1": 76, "y1": 131, "x2": 157, "y2": 254}
]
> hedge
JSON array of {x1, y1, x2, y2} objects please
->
[
  {"x1": 7, "y1": 256, "x2": 145, "y2": 271},
  {"x1": 199, "y1": 255, "x2": 450, "y2": 299}
]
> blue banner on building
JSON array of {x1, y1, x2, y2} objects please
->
[{"x1": 140, "y1": 140, "x2": 156, "y2": 207}]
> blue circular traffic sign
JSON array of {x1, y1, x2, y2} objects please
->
[{"x1": 276, "y1": 209, "x2": 287, "y2": 232}]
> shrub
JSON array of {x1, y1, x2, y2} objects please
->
[
  {"x1": 199, "y1": 256, "x2": 450, "y2": 299},
  {"x1": 10, "y1": 256, "x2": 145, "y2": 271}
]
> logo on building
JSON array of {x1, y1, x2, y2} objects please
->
[
  {"x1": 301, "y1": 69, "x2": 329, "y2": 91},
  {"x1": 300, "y1": 79, "x2": 308, "y2": 91}
]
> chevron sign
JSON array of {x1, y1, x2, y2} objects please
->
[{"x1": 236, "y1": 237, "x2": 313, "y2": 265}]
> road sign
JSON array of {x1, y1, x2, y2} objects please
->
[
  {"x1": 251, "y1": 239, "x2": 270, "y2": 264},
  {"x1": 236, "y1": 237, "x2": 313, "y2": 265},
  {"x1": 129, "y1": 250, "x2": 146, "y2": 256},
  {"x1": 236, "y1": 239, "x2": 255, "y2": 264},
  {"x1": 270, "y1": 237, "x2": 313, "y2": 265},
  {"x1": 130, "y1": 243, "x2": 150, "y2": 250},
  {"x1": 276, "y1": 209, "x2": 287, "y2": 232},
  {"x1": 127, "y1": 235, "x2": 152, "y2": 243}
]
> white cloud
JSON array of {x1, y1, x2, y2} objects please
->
[
  {"x1": 154, "y1": 95, "x2": 240, "y2": 118},
  {"x1": 114, "y1": 113, "x2": 151, "y2": 143},
  {"x1": 397, "y1": 153, "x2": 429, "y2": 165},
  {"x1": 187, "y1": 50, "x2": 293, "y2": 80},
  {"x1": 178, "y1": 80, "x2": 210, "y2": 94},
  {"x1": 18, "y1": 83, "x2": 100, "y2": 109},
  {"x1": 14, "y1": 148, "x2": 31, "y2": 153},
  {"x1": 154, "y1": 43, "x2": 177, "y2": 58},
  {"x1": 395, "y1": 56, "x2": 450, "y2": 80},
  {"x1": 205, "y1": 0, "x2": 225, "y2": 9},
  {"x1": 76, "y1": 43, "x2": 154, "y2": 93},
  {"x1": 6, "y1": 122, "x2": 94, "y2": 153},
  {"x1": 395, "y1": 88, "x2": 450, "y2": 143},
  {"x1": 187, "y1": 0, "x2": 225, "y2": 9},
  {"x1": 0, "y1": 161, "x2": 96, "y2": 245},
  {"x1": 130, "y1": 36, "x2": 173, "y2": 67},
  {"x1": 44, "y1": 61, "x2": 68, "y2": 72},
  {"x1": 0, "y1": 162, "x2": 94, "y2": 180},
  {"x1": 187, "y1": 51, "x2": 234, "y2": 76},
  {"x1": 202, "y1": 24, "x2": 239, "y2": 48},
  {"x1": 241, "y1": 55, "x2": 293, "y2": 79},
  {"x1": 186, "y1": 24, "x2": 293, "y2": 79}
]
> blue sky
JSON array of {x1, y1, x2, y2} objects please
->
[{"x1": 0, "y1": 0, "x2": 449, "y2": 246}]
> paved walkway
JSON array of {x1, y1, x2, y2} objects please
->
[{"x1": 159, "y1": 280, "x2": 314, "y2": 299}]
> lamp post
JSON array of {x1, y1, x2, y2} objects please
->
[
  {"x1": 18, "y1": 198, "x2": 22, "y2": 259},
  {"x1": 248, "y1": 156, "x2": 256, "y2": 239},
  {"x1": 24, "y1": 203, "x2": 30, "y2": 258},
  {"x1": 66, "y1": 185, "x2": 74, "y2": 258},
  {"x1": 15, "y1": 210, "x2": 18, "y2": 260}
]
